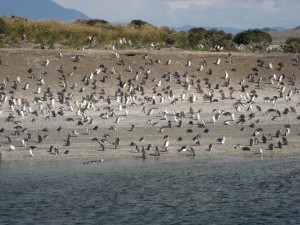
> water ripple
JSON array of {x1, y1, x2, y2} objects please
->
[{"x1": 0, "y1": 157, "x2": 299, "y2": 225}]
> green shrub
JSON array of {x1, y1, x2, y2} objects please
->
[
  {"x1": 284, "y1": 37, "x2": 300, "y2": 53},
  {"x1": 164, "y1": 37, "x2": 175, "y2": 46},
  {"x1": 129, "y1": 19, "x2": 149, "y2": 28},
  {"x1": 234, "y1": 29, "x2": 272, "y2": 45},
  {"x1": 186, "y1": 27, "x2": 233, "y2": 50},
  {"x1": 86, "y1": 19, "x2": 109, "y2": 26},
  {"x1": 0, "y1": 17, "x2": 9, "y2": 34},
  {"x1": 286, "y1": 37, "x2": 300, "y2": 45}
]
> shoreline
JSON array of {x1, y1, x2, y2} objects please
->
[
  {"x1": 2, "y1": 152, "x2": 300, "y2": 164},
  {"x1": 0, "y1": 153, "x2": 300, "y2": 165}
]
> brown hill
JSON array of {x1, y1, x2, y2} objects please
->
[{"x1": 268, "y1": 29, "x2": 300, "y2": 45}]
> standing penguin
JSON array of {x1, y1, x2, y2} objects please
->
[
  {"x1": 99, "y1": 143, "x2": 105, "y2": 151},
  {"x1": 249, "y1": 138, "x2": 254, "y2": 146},
  {"x1": 190, "y1": 146, "x2": 196, "y2": 157},
  {"x1": 262, "y1": 135, "x2": 267, "y2": 144},
  {"x1": 66, "y1": 133, "x2": 71, "y2": 146},
  {"x1": 115, "y1": 137, "x2": 120, "y2": 149},
  {"x1": 155, "y1": 146, "x2": 160, "y2": 156},
  {"x1": 6, "y1": 136, "x2": 12, "y2": 144},
  {"x1": 142, "y1": 146, "x2": 146, "y2": 159},
  {"x1": 282, "y1": 137, "x2": 288, "y2": 145},
  {"x1": 38, "y1": 133, "x2": 43, "y2": 143}
]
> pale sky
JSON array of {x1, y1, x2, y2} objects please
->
[{"x1": 52, "y1": 0, "x2": 300, "y2": 29}]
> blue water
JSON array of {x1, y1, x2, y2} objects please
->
[{"x1": 0, "y1": 156, "x2": 299, "y2": 225}]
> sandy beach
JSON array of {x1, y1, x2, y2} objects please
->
[{"x1": 0, "y1": 48, "x2": 299, "y2": 161}]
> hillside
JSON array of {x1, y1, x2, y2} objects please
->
[
  {"x1": 268, "y1": 29, "x2": 300, "y2": 45},
  {"x1": 0, "y1": 0, "x2": 89, "y2": 21},
  {"x1": 0, "y1": 48, "x2": 299, "y2": 161},
  {"x1": 293, "y1": 25, "x2": 300, "y2": 30}
]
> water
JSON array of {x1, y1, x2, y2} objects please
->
[{"x1": 0, "y1": 156, "x2": 299, "y2": 225}]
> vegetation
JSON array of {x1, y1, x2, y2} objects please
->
[
  {"x1": 186, "y1": 28, "x2": 233, "y2": 50},
  {"x1": 0, "y1": 16, "x2": 297, "y2": 53},
  {"x1": 85, "y1": 19, "x2": 109, "y2": 26},
  {"x1": 233, "y1": 29, "x2": 272, "y2": 50},
  {"x1": 0, "y1": 17, "x2": 9, "y2": 34},
  {"x1": 284, "y1": 37, "x2": 300, "y2": 53},
  {"x1": 267, "y1": 29, "x2": 300, "y2": 45},
  {"x1": 129, "y1": 19, "x2": 149, "y2": 28},
  {"x1": 286, "y1": 37, "x2": 300, "y2": 45}
]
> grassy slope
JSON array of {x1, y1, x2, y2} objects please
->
[{"x1": 268, "y1": 29, "x2": 300, "y2": 45}]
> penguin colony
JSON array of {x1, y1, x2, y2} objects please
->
[{"x1": 0, "y1": 47, "x2": 299, "y2": 161}]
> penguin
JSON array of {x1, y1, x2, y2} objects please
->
[
  {"x1": 38, "y1": 133, "x2": 43, "y2": 143},
  {"x1": 99, "y1": 143, "x2": 105, "y2": 151}
]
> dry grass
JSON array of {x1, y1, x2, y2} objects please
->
[
  {"x1": 268, "y1": 29, "x2": 300, "y2": 45},
  {"x1": 0, "y1": 16, "x2": 299, "y2": 52},
  {"x1": 1, "y1": 17, "x2": 177, "y2": 49}
]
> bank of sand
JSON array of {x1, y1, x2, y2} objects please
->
[{"x1": 0, "y1": 48, "x2": 299, "y2": 162}]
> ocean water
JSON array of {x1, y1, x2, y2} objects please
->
[{"x1": 0, "y1": 156, "x2": 299, "y2": 225}]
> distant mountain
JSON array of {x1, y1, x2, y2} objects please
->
[
  {"x1": 293, "y1": 25, "x2": 300, "y2": 30},
  {"x1": 261, "y1": 26, "x2": 286, "y2": 31},
  {"x1": 171, "y1": 25, "x2": 244, "y2": 34},
  {"x1": 262, "y1": 27, "x2": 278, "y2": 32},
  {"x1": 172, "y1": 25, "x2": 195, "y2": 32},
  {"x1": 0, "y1": 0, "x2": 89, "y2": 21},
  {"x1": 203, "y1": 26, "x2": 245, "y2": 34}
]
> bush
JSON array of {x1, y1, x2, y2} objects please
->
[
  {"x1": 283, "y1": 37, "x2": 300, "y2": 53},
  {"x1": 234, "y1": 29, "x2": 272, "y2": 45},
  {"x1": 164, "y1": 37, "x2": 175, "y2": 46},
  {"x1": 0, "y1": 17, "x2": 9, "y2": 34},
  {"x1": 86, "y1": 19, "x2": 109, "y2": 26},
  {"x1": 286, "y1": 37, "x2": 300, "y2": 45},
  {"x1": 187, "y1": 27, "x2": 207, "y2": 49},
  {"x1": 129, "y1": 19, "x2": 149, "y2": 28},
  {"x1": 186, "y1": 27, "x2": 233, "y2": 50}
]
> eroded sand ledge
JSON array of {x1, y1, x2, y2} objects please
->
[{"x1": 0, "y1": 48, "x2": 299, "y2": 161}]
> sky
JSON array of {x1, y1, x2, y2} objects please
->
[{"x1": 52, "y1": 0, "x2": 300, "y2": 29}]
